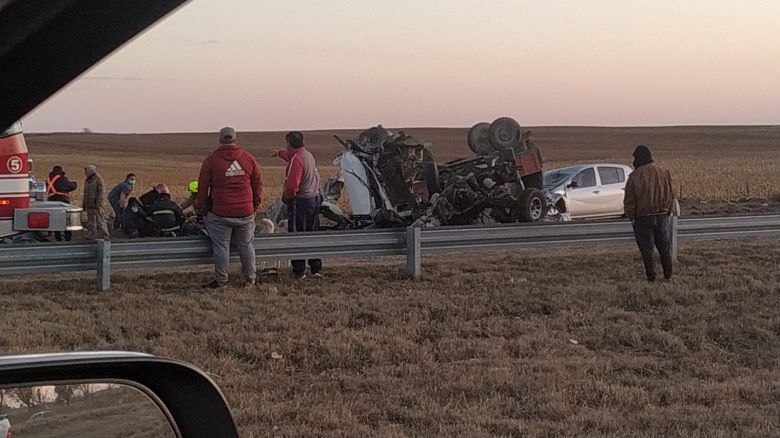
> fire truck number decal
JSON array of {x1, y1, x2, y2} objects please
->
[{"x1": 7, "y1": 156, "x2": 23, "y2": 174}]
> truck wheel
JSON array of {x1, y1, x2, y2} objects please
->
[
  {"x1": 517, "y1": 188, "x2": 547, "y2": 222},
  {"x1": 423, "y1": 161, "x2": 441, "y2": 195},
  {"x1": 489, "y1": 117, "x2": 522, "y2": 151},
  {"x1": 467, "y1": 122, "x2": 493, "y2": 155}
]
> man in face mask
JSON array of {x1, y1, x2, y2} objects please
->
[
  {"x1": 624, "y1": 145, "x2": 675, "y2": 281},
  {"x1": 108, "y1": 173, "x2": 137, "y2": 229},
  {"x1": 120, "y1": 197, "x2": 147, "y2": 238}
]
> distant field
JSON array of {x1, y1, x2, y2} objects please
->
[
  {"x1": 25, "y1": 125, "x2": 780, "y2": 208},
  {"x1": 1, "y1": 239, "x2": 777, "y2": 436}
]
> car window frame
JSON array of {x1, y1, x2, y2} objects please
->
[
  {"x1": 571, "y1": 167, "x2": 597, "y2": 189},
  {"x1": 597, "y1": 166, "x2": 625, "y2": 186}
]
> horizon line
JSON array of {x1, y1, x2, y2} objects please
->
[{"x1": 24, "y1": 123, "x2": 780, "y2": 136}]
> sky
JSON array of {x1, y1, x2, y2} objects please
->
[{"x1": 22, "y1": 0, "x2": 780, "y2": 133}]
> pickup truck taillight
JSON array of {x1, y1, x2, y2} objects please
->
[{"x1": 27, "y1": 211, "x2": 50, "y2": 228}]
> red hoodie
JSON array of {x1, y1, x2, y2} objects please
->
[{"x1": 196, "y1": 143, "x2": 263, "y2": 217}]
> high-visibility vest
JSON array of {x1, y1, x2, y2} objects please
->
[{"x1": 46, "y1": 174, "x2": 69, "y2": 198}]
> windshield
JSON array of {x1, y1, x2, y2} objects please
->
[
  {"x1": 1, "y1": 120, "x2": 23, "y2": 138},
  {"x1": 543, "y1": 167, "x2": 580, "y2": 189}
]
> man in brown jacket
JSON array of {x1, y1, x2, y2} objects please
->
[
  {"x1": 83, "y1": 165, "x2": 110, "y2": 240},
  {"x1": 624, "y1": 145, "x2": 674, "y2": 281}
]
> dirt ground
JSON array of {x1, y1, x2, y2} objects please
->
[{"x1": 1, "y1": 239, "x2": 778, "y2": 437}]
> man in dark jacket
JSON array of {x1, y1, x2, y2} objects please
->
[
  {"x1": 120, "y1": 197, "x2": 147, "y2": 238},
  {"x1": 147, "y1": 184, "x2": 184, "y2": 237},
  {"x1": 138, "y1": 183, "x2": 166, "y2": 213},
  {"x1": 624, "y1": 145, "x2": 675, "y2": 281},
  {"x1": 274, "y1": 131, "x2": 322, "y2": 279},
  {"x1": 196, "y1": 127, "x2": 263, "y2": 288},
  {"x1": 46, "y1": 165, "x2": 78, "y2": 241}
]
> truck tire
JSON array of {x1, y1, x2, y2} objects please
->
[
  {"x1": 423, "y1": 161, "x2": 441, "y2": 195},
  {"x1": 489, "y1": 117, "x2": 522, "y2": 151},
  {"x1": 517, "y1": 188, "x2": 547, "y2": 222},
  {"x1": 467, "y1": 122, "x2": 493, "y2": 155}
]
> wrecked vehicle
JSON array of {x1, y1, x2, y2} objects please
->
[{"x1": 311, "y1": 117, "x2": 550, "y2": 229}]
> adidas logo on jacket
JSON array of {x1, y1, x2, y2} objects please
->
[{"x1": 196, "y1": 142, "x2": 263, "y2": 218}]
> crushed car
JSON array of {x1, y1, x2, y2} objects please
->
[{"x1": 266, "y1": 117, "x2": 556, "y2": 230}]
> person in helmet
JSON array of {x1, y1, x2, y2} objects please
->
[
  {"x1": 146, "y1": 184, "x2": 184, "y2": 237},
  {"x1": 179, "y1": 180, "x2": 199, "y2": 214},
  {"x1": 138, "y1": 183, "x2": 167, "y2": 214}
]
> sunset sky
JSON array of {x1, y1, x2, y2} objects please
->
[{"x1": 23, "y1": 0, "x2": 780, "y2": 133}]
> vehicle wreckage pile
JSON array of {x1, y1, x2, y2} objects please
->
[{"x1": 311, "y1": 117, "x2": 550, "y2": 229}]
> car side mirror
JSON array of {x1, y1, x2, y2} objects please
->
[
  {"x1": 566, "y1": 181, "x2": 578, "y2": 189},
  {"x1": 0, "y1": 352, "x2": 239, "y2": 438}
]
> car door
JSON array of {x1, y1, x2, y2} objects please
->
[
  {"x1": 596, "y1": 166, "x2": 628, "y2": 217},
  {"x1": 565, "y1": 166, "x2": 601, "y2": 218}
]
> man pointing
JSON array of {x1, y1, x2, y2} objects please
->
[{"x1": 196, "y1": 127, "x2": 263, "y2": 288}]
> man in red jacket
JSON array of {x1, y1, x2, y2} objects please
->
[
  {"x1": 274, "y1": 131, "x2": 322, "y2": 279},
  {"x1": 196, "y1": 127, "x2": 263, "y2": 288}
]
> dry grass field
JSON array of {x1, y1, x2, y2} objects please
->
[
  {"x1": 3, "y1": 126, "x2": 778, "y2": 436},
  {"x1": 25, "y1": 125, "x2": 780, "y2": 210},
  {"x1": 1, "y1": 239, "x2": 778, "y2": 437}
]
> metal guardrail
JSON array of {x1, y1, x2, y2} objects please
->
[{"x1": 1, "y1": 214, "x2": 778, "y2": 291}]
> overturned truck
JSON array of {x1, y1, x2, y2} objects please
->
[{"x1": 318, "y1": 117, "x2": 549, "y2": 229}]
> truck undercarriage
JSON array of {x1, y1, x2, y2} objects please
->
[{"x1": 280, "y1": 117, "x2": 557, "y2": 230}]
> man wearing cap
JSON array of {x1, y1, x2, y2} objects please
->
[
  {"x1": 624, "y1": 145, "x2": 675, "y2": 281},
  {"x1": 83, "y1": 164, "x2": 110, "y2": 240},
  {"x1": 196, "y1": 127, "x2": 263, "y2": 288},
  {"x1": 46, "y1": 165, "x2": 78, "y2": 241}
]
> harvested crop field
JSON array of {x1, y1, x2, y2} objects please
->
[
  {"x1": 1, "y1": 238, "x2": 778, "y2": 437},
  {"x1": 25, "y1": 125, "x2": 780, "y2": 211}
]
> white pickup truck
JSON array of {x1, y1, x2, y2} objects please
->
[{"x1": 544, "y1": 163, "x2": 633, "y2": 220}]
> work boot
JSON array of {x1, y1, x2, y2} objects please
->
[{"x1": 203, "y1": 280, "x2": 226, "y2": 289}]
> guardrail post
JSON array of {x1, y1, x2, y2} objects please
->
[
  {"x1": 670, "y1": 215, "x2": 679, "y2": 262},
  {"x1": 96, "y1": 239, "x2": 111, "y2": 291},
  {"x1": 406, "y1": 225, "x2": 421, "y2": 280}
]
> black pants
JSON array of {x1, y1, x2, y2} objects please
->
[
  {"x1": 632, "y1": 214, "x2": 673, "y2": 280},
  {"x1": 287, "y1": 196, "x2": 322, "y2": 275}
]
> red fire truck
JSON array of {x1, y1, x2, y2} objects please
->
[{"x1": 0, "y1": 121, "x2": 82, "y2": 241}]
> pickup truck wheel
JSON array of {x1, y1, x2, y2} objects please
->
[
  {"x1": 467, "y1": 122, "x2": 493, "y2": 155},
  {"x1": 423, "y1": 161, "x2": 441, "y2": 195},
  {"x1": 517, "y1": 188, "x2": 547, "y2": 222},
  {"x1": 489, "y1": 117, "x2": 522, "y2": 151}
]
